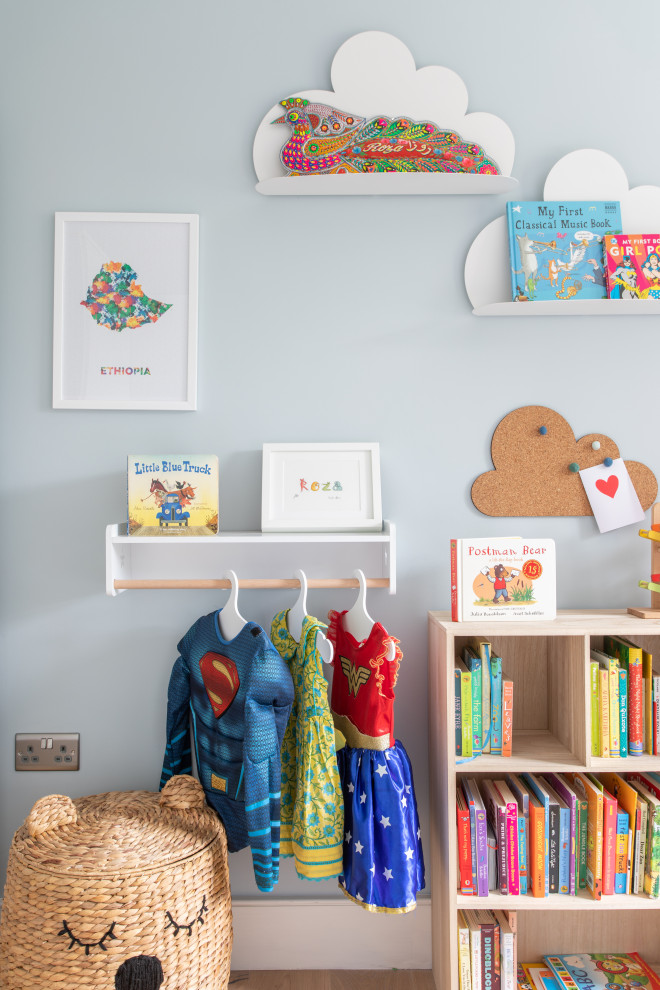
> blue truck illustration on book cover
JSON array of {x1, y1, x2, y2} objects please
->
[{"x1": 506, "y1": 200, "x2": 621, "y2": 302}]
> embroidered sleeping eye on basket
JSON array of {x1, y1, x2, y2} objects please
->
[
  {"x1": 164, "y1": 895, "x2": 208, "y2": 936},
  {"x1": 0, "y1": 777, "x2": 233, "y2": 990},
  {"x1": 58, "y1": 920, "x2": 118, "y2": 954}
]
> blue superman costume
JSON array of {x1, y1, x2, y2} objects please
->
[{"x1": 160, "y1": 609, "x2": 294, "y2": 892}]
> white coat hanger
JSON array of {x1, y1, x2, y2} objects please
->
[
  {"x1": 287, "y1": 569, "x2": 334, "y2": 663},
  {"x1": 218, "y1": 570, "x2": 247, "y2": 641},
  {"x1": 344, "y1": 569, "x2": 375, "y2": 642},
  {"x1": 287, "y1": 569, "x2": 308, "y2": 642},
  {"x1": 344, "y1": 569, "x2": 395, "y2": 661}
]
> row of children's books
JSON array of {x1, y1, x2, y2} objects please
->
[
  {"x1": 506, "y1": 199, "x2": 660, "y2": 303},
  {"x1": 455, "y1": 638, "x2": 513, "y2": 759},
  {"x1": 590, "y1": 635, "x2": 660, "y2": 757},
  {"x1": 457, "y1": 908, "x2": 517, "y2": 990},
  {"x1": 456, "y1": 771, "x2": 660, "y2": 899},
  {"x1": 457, "y1": 911, "x2": 659, "y2": 990}
]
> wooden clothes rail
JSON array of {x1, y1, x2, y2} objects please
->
[{"x1": 114, "y1": 577, "x2": 390, "y2": 591}]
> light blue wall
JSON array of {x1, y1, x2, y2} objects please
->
[{"x1": 1, "y1": 0, "x2": 658, "y2": 898}]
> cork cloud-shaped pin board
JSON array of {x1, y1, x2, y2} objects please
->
[{"x1": 472, "y1": 405, "x2": 657, "y2": 517}]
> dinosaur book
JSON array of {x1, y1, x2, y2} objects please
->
[
  {"x1": 506, "y1": 200, "x2": 621, "y2": 302},
  {"x1": 127, "y1": 455, "x2": 219, "y2": 535}
]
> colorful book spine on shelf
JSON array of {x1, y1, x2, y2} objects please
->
[
  {"x1": 599, "y1": 772, "x2": 639, "y2": 895},
  {"x1": 457, "y1": 659, "x2": 473, "y2": 758},
  {"x1": 567, "y1": 772, "x2": 602, "y2": 900},
  {"x1": 457, "y1": 910, "x2": 472, "y2": 990},
  {"x1": 472, "y1": 639, "x2": 492, "y2": 754},
  {"x1": 575, "y1": 791, "x2": 588, "y2": 890},
  {"x1": 634, "y1": 790, "x2": 649, "y2": 895},
  {"x1": 627, "y1": 774, "x2": 660, "y2": 898},
  {"x1": 496, "y1": 780, "x2": 521, "y2": 896},
  {"x1": 544, "y1": 952, "x2": 660, "y2": 990},
  {"x1": 588, "y1": 775, "x2": 616, "y2": 896},
  {"x1": 490, "y1": 656, "x2": 503, "y2": 756},
  {"x1": 506, "y1": 775, "x2": 531, "y2": 894},
  {"x1": 642, "y1": 649, "x2": 654, "y2": 754},
  {"x1": 516, "y1": 807, "x2": 527, "y2": 895},
  {"x1": 463, "y1": 910, "x2": 482, "y2": 990},
  {"x1": 457, "y1": 789, "x2": 474, "y2": 895},
  {"x1": 474, "y1": 911, "x2": 497, "y2": 990},
  {"x1": 487, "y1": 821, "x2": 498, "y2": 890},
  {"x1": 464, "y1": 778, "x2": 489, "y2": 897},
  {"x1": 603, "y1": 233, "x2": 660, "y2": 300},
  {"x1": 618, "y1": 666, "x2": 628, "y2": 758},
  {"x1": 649, "y1": 670, "x2": 660, "y2": 756},
  {"x1": 593, "y1": 649, "x2": 620, "y2": 757},
  {"x1": 502, "y1": 675, "x2": 513, "y2": 758},
  {"x1": 482, "y1": 779, "x2": 509, "y2": 895},
  {"x1": 464, "y1": 647, "x2": 483, "y2": 756},
  {"x1": 590, "y1": 660, "x2": 600, "y2": 756},
  {"x1": 522, "y1": 773, "x2": 550, "y2": 896},
  {"x1": 597, "y1": 664, "x2": 610, "y2": 758},
  {"x1": 544, "y1": 773, "x2": 578, "y2": 897},
  {"x1": 604, "y1": 635, "x2": 643, "y2": 755},
  {"x1": 493, "y1": 911, "x2": 515, "y2": 990},
  {"x1": 455, "y1": 668, "x2": 463, "y2": 757},
  {"x1": 614, "y1": 808, "x2": 630, "y2": 893},
  {"x1": 462, "y1": 778, "x2": 479, "y2": 895},
  {"x1": 527, "y1": 787, "x2": 546, "y2": 898},
  {"x1": 506, "y1": 200, "x2": 621, "y2": 303}
]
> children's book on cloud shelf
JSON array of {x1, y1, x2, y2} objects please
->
[
  {"x1": 506, "y1": 200, "x2": 621, "y2": 302},
  {"x1": 604, "y1": 234, "x2": 660, "y2": 299},
  {"x1": 450, "y1": 538, "x2": 556, "y2": 621},
  {"x1": 127, "y1": 455, "x2": 219, "y2": 535}
]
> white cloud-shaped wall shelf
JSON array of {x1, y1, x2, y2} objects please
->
[
  {"x1": 253, "y1": 31, "x2": 517, "y2": 196},
  {"x1": 465, "y1": 149, "x2": 660, "y2": 315}
]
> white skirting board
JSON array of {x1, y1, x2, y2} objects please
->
[{"x1": 230, "y1": 897, "x2": 432, "y2": 970}]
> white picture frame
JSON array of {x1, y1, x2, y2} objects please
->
[
  {"x1": 261, "y1": 442, "x2": 382, "y2": 532},
  {"x1": 53, "y1": 212, "x2": 198, "y2": 410}
]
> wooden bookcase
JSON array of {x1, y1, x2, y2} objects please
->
[{"x1": 428, "y1": 610, "x2": 660, "y2": 990}]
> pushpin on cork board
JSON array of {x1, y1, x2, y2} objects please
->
[{"x1": 471, "y1": 405, "x2": 657, "y2": 517}]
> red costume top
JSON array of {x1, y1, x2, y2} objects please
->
[{"x1": 327, "y1": 610, "x2": 402, "y2": 751}]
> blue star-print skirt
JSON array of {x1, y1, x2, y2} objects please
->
[{"x1": 336, "y1": 740, "x2": 425, "y2": 912}]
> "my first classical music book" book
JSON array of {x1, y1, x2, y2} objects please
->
[
  {"x1": 128, "y1": 455, "x2": 219, "y2": 535},
  {"x1": 451, "y1": 537, "x2": 556, "y2": 621},
  {"x1": 506, "y1": 200, "x2": 621, "y2": 302}
]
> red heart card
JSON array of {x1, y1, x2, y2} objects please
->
[{"x1": 595, "y1": 475, "x2": 619, "y2": 498}]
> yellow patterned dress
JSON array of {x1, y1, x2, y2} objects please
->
[{"x1": 270, "y1": 610, "x2": 344, "y2": 880}]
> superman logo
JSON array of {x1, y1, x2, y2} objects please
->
[{"x1": 199, "y1": 652, "x2": 240, "y2": 718}]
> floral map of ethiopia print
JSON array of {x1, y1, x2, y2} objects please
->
[{"x1": 80, "y1": 261, "x2": 172, "y2": 332}]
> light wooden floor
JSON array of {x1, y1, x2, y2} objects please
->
[{"x1": 228, "y1": 973, "x2": 435, "y2": 989}]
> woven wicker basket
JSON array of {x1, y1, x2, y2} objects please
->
[{"x1": 0, "y1": 775, "x2": 232, "y2": 990}]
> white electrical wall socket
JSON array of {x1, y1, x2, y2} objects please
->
[{"x1": 15, "y1": 733, "x2": 80, "y2": 771}]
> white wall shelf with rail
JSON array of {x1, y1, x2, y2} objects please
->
[{"x1": 106, "y1": 521, "x2": 396, "y2": 597}]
